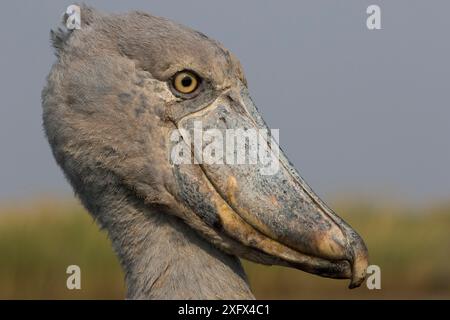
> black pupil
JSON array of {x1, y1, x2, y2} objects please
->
[{"x1": 181, "y1": 76, "x2": 193, "y2": 87}]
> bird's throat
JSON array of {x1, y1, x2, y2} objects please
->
[{"x1": 94, "y1": 196, "x2": 255, "y2": 299}]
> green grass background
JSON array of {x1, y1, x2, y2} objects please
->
[{"x1": 0, "y1": 198, "x2": 449, "y2": 299}]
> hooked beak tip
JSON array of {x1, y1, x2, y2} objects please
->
[{"x1": 348, "y1": 242, "x2": 369, "y2": 289}]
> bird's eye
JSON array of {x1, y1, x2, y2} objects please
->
[{"x1": 172, "y1": 71, "x2": 200, "y2": 94}]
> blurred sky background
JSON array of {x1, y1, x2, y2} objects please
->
[{"x1": 0, "y1": 0, "x2": 449, "y2": 205}]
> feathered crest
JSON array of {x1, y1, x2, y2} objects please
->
[{"x1": 50, "y1": 3, "x2": 99, "y2": 56}]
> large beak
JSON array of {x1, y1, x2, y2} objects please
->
[{"x1": 169, "y1": 81, "x2": 369, "y2": 288}]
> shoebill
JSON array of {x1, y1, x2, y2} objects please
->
[{"x1": 42, "y1": 5, "x2": 369, "y2": 299}]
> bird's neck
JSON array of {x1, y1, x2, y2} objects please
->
[{"x1": 97, "y1": 198, "x2": 254, "y2": 299}]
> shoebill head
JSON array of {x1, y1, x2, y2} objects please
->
[{"x1": 43, "y1": 5, "x2": 369, "y2": 288}]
